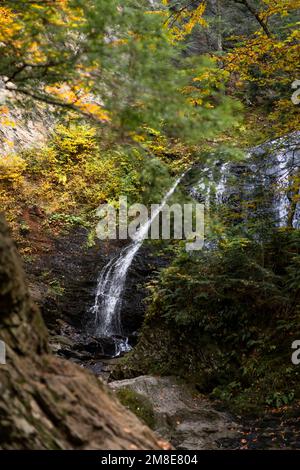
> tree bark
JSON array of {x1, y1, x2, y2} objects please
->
[{"x1": 0, "y1": 214, "x2": 167, "y2": 450}]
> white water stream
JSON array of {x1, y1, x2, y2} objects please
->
[{"x1": 90, "y1": 174, "x2": 185, "y2": 353}]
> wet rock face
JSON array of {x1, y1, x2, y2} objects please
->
[
  {"x1": 110, "y1": 376, "x2": 240, "y2": 450},
  {"x1": 120, "y1": 245, "x2": 169, "y2": 337},
  {"x1": 24, "y1": 222, "x2": 168, "y2": 364},
  {"x1": 26, "y1": 227, "x2": 107, "y2": 334},
  {"x1": 189, "y1": 132, "x2": 300, "y2": 232}
]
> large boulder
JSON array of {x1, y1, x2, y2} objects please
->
[{"x1": 110, "y1": 375, "x2": 240, "y2": 450}]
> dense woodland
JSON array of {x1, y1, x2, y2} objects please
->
[{"x1": 0, "y1": 0, "x2": 300, "y2": 451}]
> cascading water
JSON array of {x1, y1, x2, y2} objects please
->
[
  {"x1": 90, "y1": 174, "x2": 185, "y2": 355},
  {"x1": 195, "y1": 133, "x2": 300, "y2": 229},
  {"x1": 88, "y1": 133, "x2": 299, "y2": 357}
]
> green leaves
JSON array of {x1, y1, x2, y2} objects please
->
[
  {"x1": 0, "y1": 1, "x2": 241, "y2": 144},
  {"x1": 147, "y1": 230, "x2": 299, "y2": 350}
]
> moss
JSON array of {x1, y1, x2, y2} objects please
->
[{"x1": 115, "y1": 388, "x2": 155, "y2": 429}]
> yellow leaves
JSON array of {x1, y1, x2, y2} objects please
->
[
  {"x1": 0, "y1": 118, "x2": 16, "y2": 128},
  {"x1": 0, "y1": 154, "x2": 26, "y2": 182},
  {"x1": 0, "y1": 6, "x2": 15, "y2": 24},
  {"x1": 78, "y1": 102, "x2": 110, "y2": 122},
  {"x1": 30, "y1": 4, "x2": 45, "y2": 10},
  {"x1": 3, "y1": 139, "x2": 15, "y2": 148},
  {"x1": 27, "y1": 41, "x2": 48, "y2": 64},
  {"x1": 45, "y1": 83, "x2": 110, "y2": 122},
  {"x1": 30, "y1": 0, "x2": 85, "y2": 27},
  {"x1": 288, "y1": 28, "x2": 300, "y2": 40},
  {"x1": 225, "y1": 0, "x2": 300, "y2": 95},
  {"x1": 57, "y1": 173, "x2": 67, "y2": 185},
  {"x1": 269, "y1": 98, "x2": 300, "y2": 135},
  {"x1": 110, "y1": 38, "x2": 129, "y2": 47},
  {"x1": 193, "y1": 72, "x2": 210, "y2": 81},
  {"x1": 0, "y1": 7, "x2": 21, "y2": 42},
  {"x1": 57, "y1": 0, "x2": 72, "y2": 10},
  {"x1": 182, "y1": 61, "x2": 229, "y2": 110},
  {"x1": 225, "y1": 33, "x2": 300, "y2": 85},
  {"x1": 130, "y1": 133, "x2": 146, "y2": 143},
  {"x1": 165, "y1": 2, "x2": 207, "y2": 43},
  {"x1": 189, "y1": 97, "x2": 203, "y2": 106},
  {"x1": 146, "y1": 10, "x2": 167, "y2": 16},
  {"x1": 183, "y1": 2, "x2": 207, "y2": 35},
  {"x1": 181, "y1": 85, "x2": 199, "y2": 94},
  {"x1": 0, "y1": 0, "x2": 85, "y2": 63},
  {"x1": 193, "y1": 68, "x2": 230, "y2": 83},
  {"x1": 260, "y1": 0, "x2": 300, "y2": 21}
]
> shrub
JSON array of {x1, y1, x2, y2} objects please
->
[
  {"x1": 0, "y1": 154, "x2": 26, "y2": 183},
  {"x1": 137, "y1": 230, "x2": 300, "y2": 413},
  {"x1": 1, "y1": 123, "x2": 175, "y2": 248},
  {"x1": 51, "y1": 124, "x2": 98, "y2": 165}
]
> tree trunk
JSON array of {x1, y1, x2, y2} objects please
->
[
  {"x1": 216, "y1": 0, "x2": 223, "y2": 52},
  {"x1": 0, "y1": 214, "x2": 167, "y2": 450}
]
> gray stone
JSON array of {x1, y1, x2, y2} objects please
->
[{"x1": 110, "y1": 375, "x2": 240, "y2": 450}]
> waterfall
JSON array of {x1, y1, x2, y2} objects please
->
[
  {"x1": 90, "y1": 174, "x2": 185, "y2": 353},
  {"x1": 200, "y1": 133, "x2": 300, "y2": 229}
]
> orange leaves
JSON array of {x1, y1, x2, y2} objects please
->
[
  {"x1": 0, "y1": 106, "x2": 16, "y2": 128},
  {"x1": 0, "y1": 7, "x2": 21, "y2": 43},
  {"x1": 45, "y1": 84, "x2": 110, "y2": 122},
  {"x1": 78, "y1": 102, "x2": 110, "y2": 122},
  {"x1": 0, "y1": 106, "x2": 9, "y2": 116}
]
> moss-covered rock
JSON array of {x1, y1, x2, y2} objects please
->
[{"x1": 116, "y1": 388, "x2": 156, "y2": 429}]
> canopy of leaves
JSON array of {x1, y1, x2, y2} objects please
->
[{"x1": 0, "y1": 0, "x2": 240, "y2": 143}]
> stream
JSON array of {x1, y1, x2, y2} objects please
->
[{"x1": 89, "y1": 173, "x2": 186, "y2": 357}]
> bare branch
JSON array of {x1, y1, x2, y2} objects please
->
[{"x1": 234, "y1": 0, "x2": 272, "y2": 38}]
